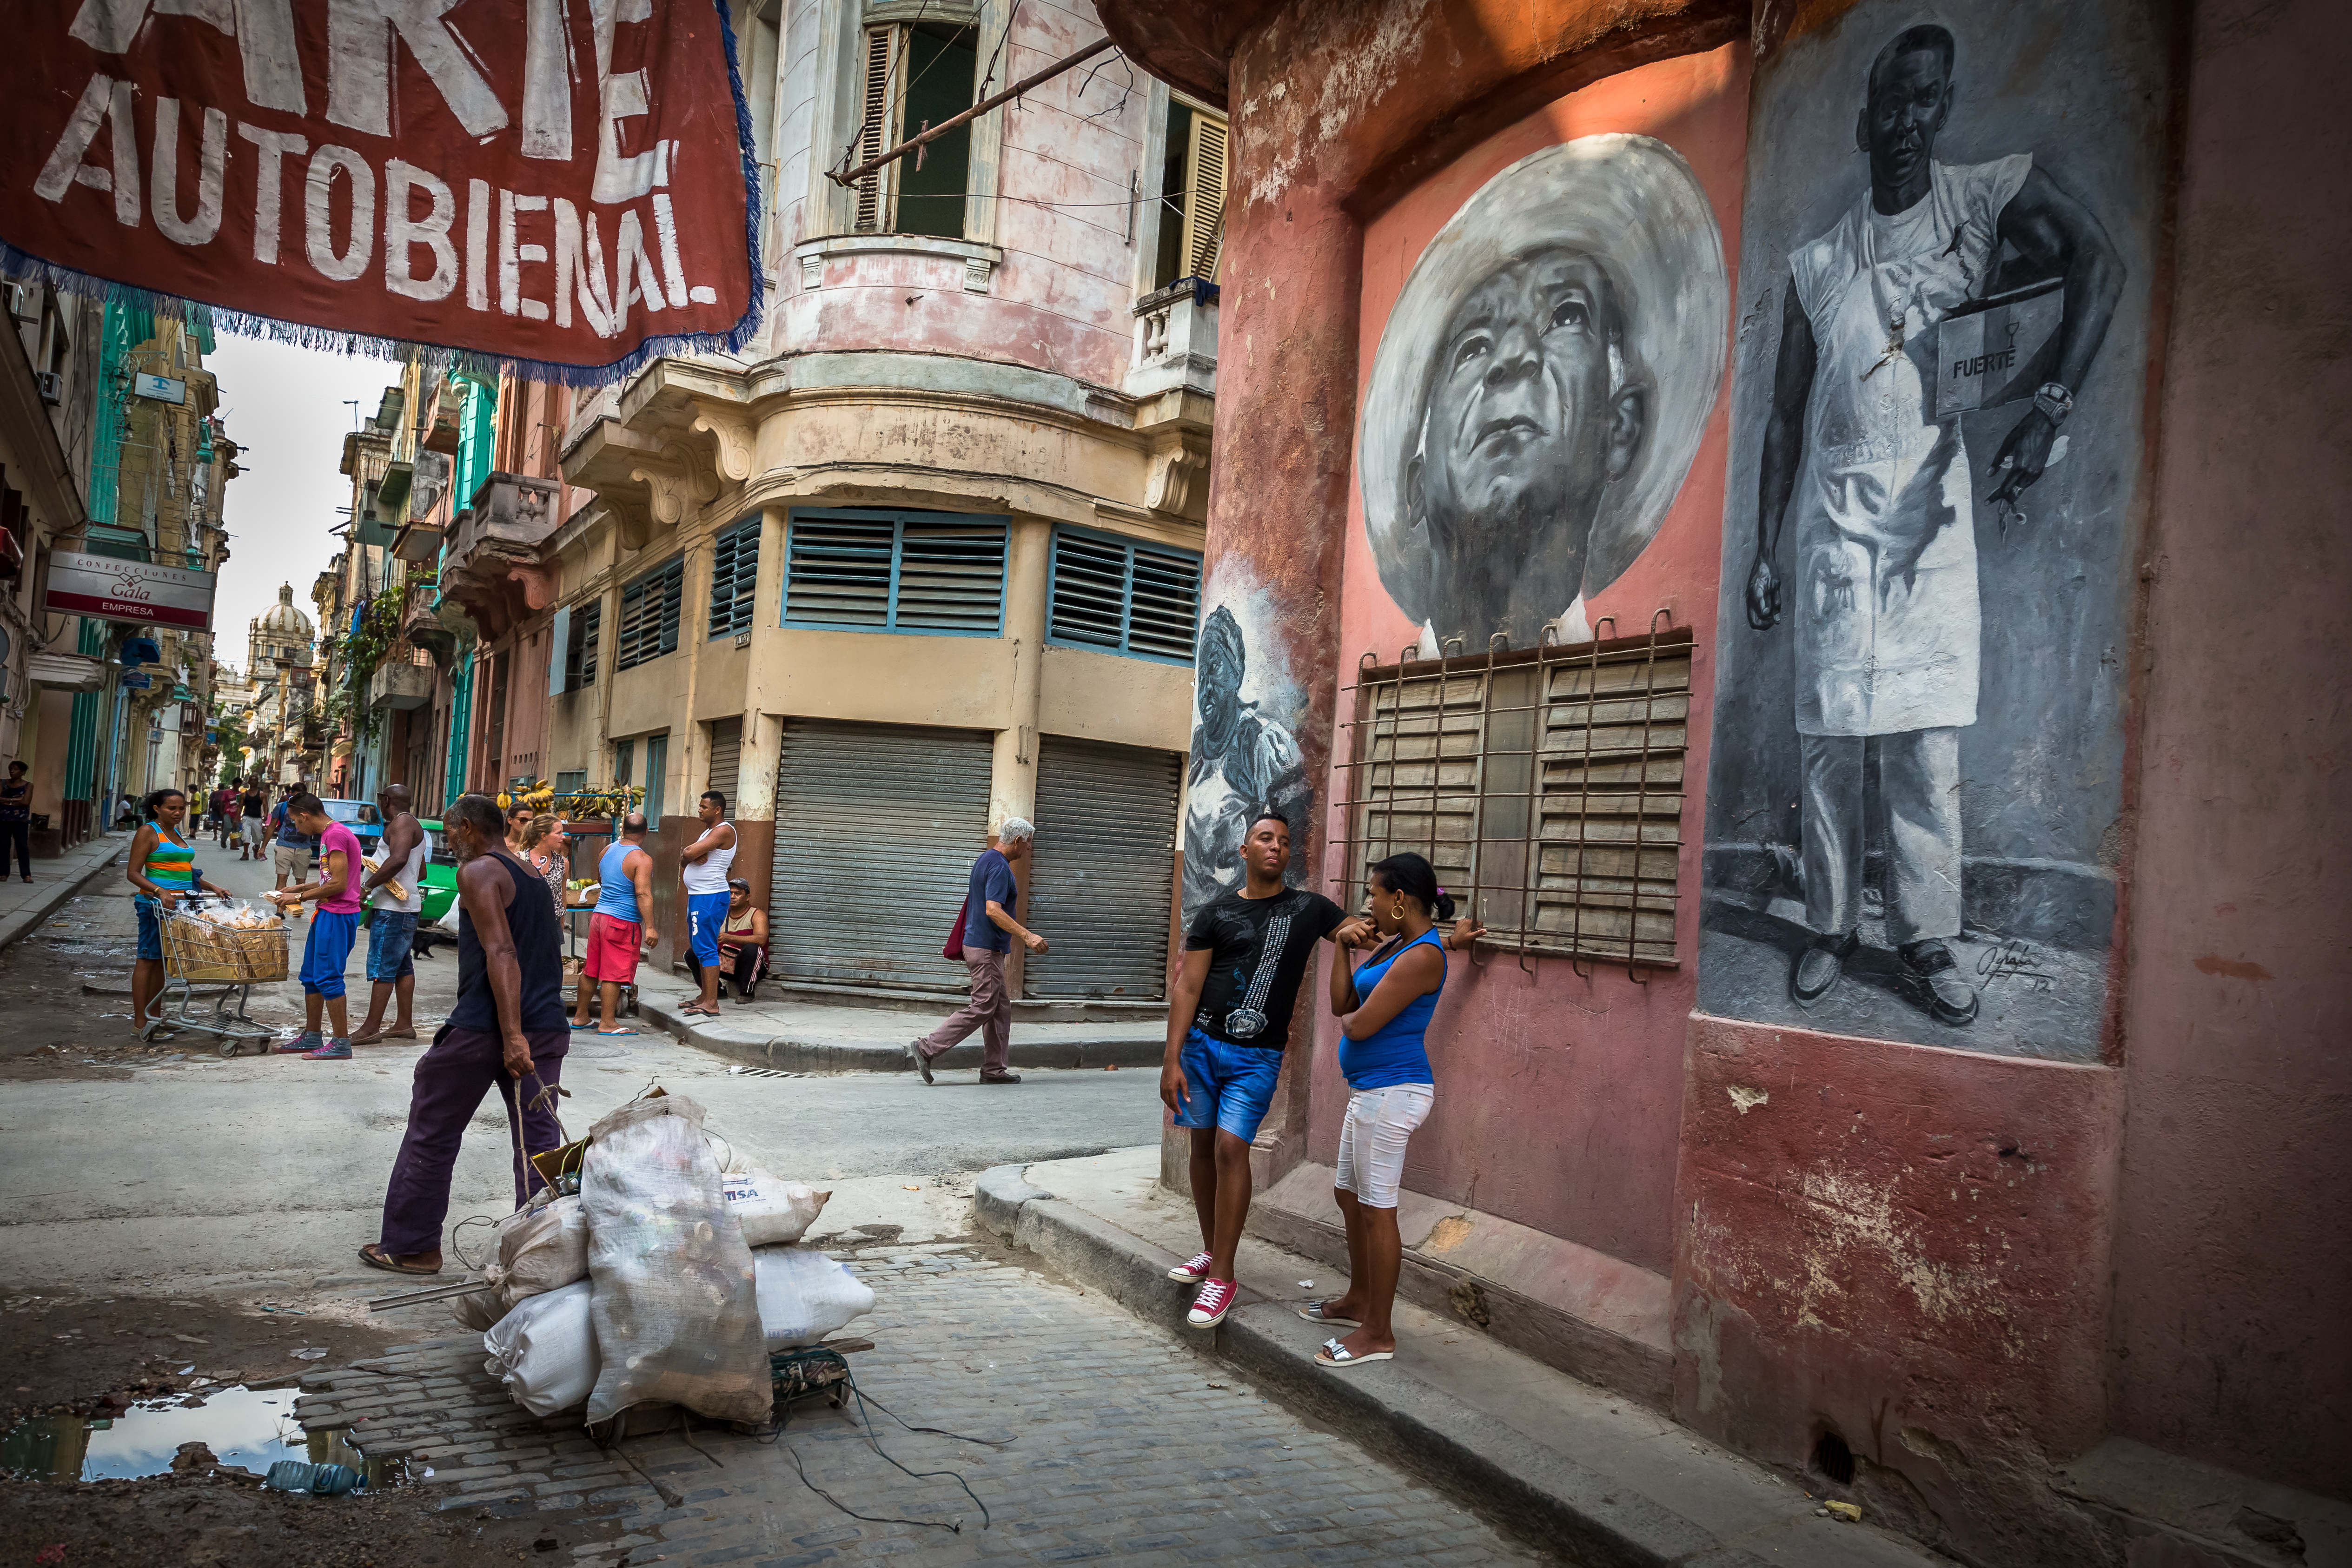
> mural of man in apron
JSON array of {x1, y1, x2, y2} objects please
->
[{"x1": 1745, "y1": 24, "x2": 2123, "y2": 1026}]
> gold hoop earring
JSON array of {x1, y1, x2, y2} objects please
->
[{"x1": 1391, "y1": 898, "x2": 1406, "y2": 923}]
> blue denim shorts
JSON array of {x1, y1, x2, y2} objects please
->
[
  {"x1": 133, "y1": 899, "x2": 163, "y2": 961},
  {"x1": 1170, "y1": 1027, "x2": 1285, "y2": 1144},
  {"x1": 687, "y1": 891, "x2": 730, "y2": 966},
  {"x1": 300, "y1": 907, "x2": 362, "y2": 998},
  {"x1": 366, "y1": 910, "x2": 418, "y2": 982}
]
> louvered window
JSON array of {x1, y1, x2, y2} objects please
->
[
  {"x1": 1047, "y1": 527, "x2": 1201, "y2": 664},
  {"x1": 614, "y1": 556, "x2": 683, "y2": 671},
  {"x1": 1181, "y1": 113, "x2": 1228, "y2": 281},
  {"x1": 564, "y1": 598, "x2": 601, "y2": 688},
  {"x1": 1154, "y1": 101, "x2": 1230, "y2": 289},
  {"x1": 848, "y1": 21, "x2": 976, "y2": 238},
  {"x1": 783, "y1": 508, "x2": 1006, "y2": 635},
  {"x1": 708, "y1": 518, "x2": 761, "y2": 638},
  {"x1": 1341, "y1": 626, "x2": 1693, "y2": 972},
  {"x1": 852, "y1": 26, "x2": 897, "y2": 233}
]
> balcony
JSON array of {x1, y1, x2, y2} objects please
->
[
  {"x1": 439, "y1": 473, "x2": 561, "y2": 639},
  {"x1": 1127, "y1": 278, "x2": 1219, "y2": 406},
  {"x1": 367, "y1": 654, "x2": 434, "y2": 711}
]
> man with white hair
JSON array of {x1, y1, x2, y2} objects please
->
[{"x1": 909, "y1": 817, "x2": 1047, "y2": 1085}]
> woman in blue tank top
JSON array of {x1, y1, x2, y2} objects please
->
[{"x1": 1305, "y1": 852, "x2": 1483, "y2": 1368}]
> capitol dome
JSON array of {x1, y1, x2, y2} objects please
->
[{"x1": 249, "y1": 583, "x2": 315, "y2": 668}]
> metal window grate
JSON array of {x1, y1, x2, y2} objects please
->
[
  {"x1": 1337, "y1": 614, "x2": 1690, "y2": 977},
  {"x1": 615, "y1": 556, "x2": 683, "y2": 671},
  {"x1": 708, "y1": 518, "x2": 761, "y2": 637},
  {"x1": 1047, "y1": 527, "x2": 1201, "y2": 664},
  {"x1": 783, "y1": 509, "x2": 1007, "y2": 635}
]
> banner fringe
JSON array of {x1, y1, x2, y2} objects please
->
[{"x1": 0, "y1": 0, "x2": 765, "y2": 392}]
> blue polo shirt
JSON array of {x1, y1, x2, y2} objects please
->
[{"x1": 961, "y1": 849, "x2": 1018, "y2": 953}]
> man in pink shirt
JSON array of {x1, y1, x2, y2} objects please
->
[{"x1": 268, "y1": 793, "x2": 365, "y2": 1059}]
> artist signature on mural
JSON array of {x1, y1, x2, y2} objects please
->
[{"x1": 1975, "y1": 937, "x2": 2057, "y2": 992}]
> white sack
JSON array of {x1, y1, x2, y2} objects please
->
[
  {"x1": 483, "y1": 1279, "x2": 598, "y2": 1416},
  {"x1": 723, "y1": 1168, "x2": 831, "y2": 1248},
  {"x1": 754, "y1": 1247, "x2": 876, "y2": 1348},
  {"x1": 486, "y1": 1194, "x2": 589, "y2": 1305},
  {"x1": 450, "y1": 1284, "x2": 505, "y2": 1332},
  {"x1": 581, "y1": 1093, "x2": 769, "y2": 1424}
]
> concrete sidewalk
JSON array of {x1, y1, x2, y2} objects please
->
[
  {"x1": 978, "y1": 1146, "x2": 1954, "y2": 1568},
  {"x1": 627, "y1": 966, "x2": 1169, "y2": 1073},
  {"x1": 0, "y1": 833, "x2": 129, "y2": 953}
]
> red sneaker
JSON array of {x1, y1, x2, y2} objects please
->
[
  {"x1": 1187, "y1": 1277, "x2": 1238, "y2": 1328},
  {"x1": 1166, "y1": 1250, "x2": 1214, "y2": 1283}
]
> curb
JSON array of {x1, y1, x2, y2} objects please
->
[
  {"x1": 636, "y1": 990, "x2": 1168, "y2": 1073},
  {"x1": 0, "y1": 842, "x2": 126, "y2": 954},
  {"x1": 972, "y1": 1165, "x2": 1787, "y2": 1568}
]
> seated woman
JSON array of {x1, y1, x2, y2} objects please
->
[
  {"x1": 715, "y1": 877, "x2": 768, "y2": 1002},
  {"x1": 1305, "y1": 851, "x2": 1480, "y2": 1368}
]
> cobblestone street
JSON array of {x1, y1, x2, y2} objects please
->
[{"x1": 301, "y1": 1240, "x2": 1536, "y2": 1568}]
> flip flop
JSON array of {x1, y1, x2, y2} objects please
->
[
  {"x1": 1298, "y1": 1300, "x2": 1361, "y2": 1328},
  {"x1": 1315, "y1": 1337, "x2": 1393, "y2": 1368},
  {"x1": 569, "y1": 1021, "x2": 596, "y2": 1031},
  {"x1": 595, "y1": 1028, "x2": 640, "y2": 1037},
  {"x1": 357, "y1": 1243, "x2": 439, "y2": 1277}
]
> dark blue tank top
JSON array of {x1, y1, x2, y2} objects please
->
[{"x1": 451, "y1": 848, "x2": 570, "y2": 1036}]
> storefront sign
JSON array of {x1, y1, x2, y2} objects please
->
[
  {"x1": 3, "y1": 0, "x2": 758, "y2": 383},
  {"x1": 44, "y1": 549, "x2": 216, "y2": 630},
  {"x1": 121, "y1": 671, "x2": 151, "y2": 689},
  {"x1": 133, "y1": 372, "x2": 186, "y2": 404}
]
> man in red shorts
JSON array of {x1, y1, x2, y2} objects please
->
[{"x1": 572, "y1": 811, "x2": 657, "y2": 1035}]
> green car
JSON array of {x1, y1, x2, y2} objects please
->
[{"x1": 414, "y1": 817, "x2": 460, "y2": 926}]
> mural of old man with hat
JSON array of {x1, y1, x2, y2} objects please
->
[{"x1": 1360, "y1": 134, "x2": 1729, "y2": 650}]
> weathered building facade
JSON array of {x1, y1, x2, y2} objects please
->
[
  {"x1": 1093, "y1": 0, "x2": 2350, "y2": 1562},
  {"x1": 368, "y1": 0, "x2": 1232, "y2": 1002}
]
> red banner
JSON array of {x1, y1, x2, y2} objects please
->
[{"x1": 1, "y1": 0, "x2": 757, "y2": 380}]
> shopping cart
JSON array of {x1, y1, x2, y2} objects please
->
[{"x1": 147, "y1": 900, "x2": 292, "y2": 1056}]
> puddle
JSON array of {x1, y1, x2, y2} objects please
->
[{"x1": 0, "y1": 1385, "x2": 396, "y2": 1488}]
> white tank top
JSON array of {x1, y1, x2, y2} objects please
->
[
  {"x1": 371, "y1": 821, "x2": 429, "y2": 913},
  {"x1": 682, "y1": 820, "x2": 736, "y2": 894}
]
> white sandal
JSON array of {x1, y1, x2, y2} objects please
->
[
  {"x1": 1298, "y1": 1300, "x2": 1361, "y2": 1327},
  {"x1": 1315, "y1": 1337, "x2": 1393, "y2": 1368}
]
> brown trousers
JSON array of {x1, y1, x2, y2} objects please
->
[{"x1": 916, "y1": 949, "x2": 1011, "y2": 1073}]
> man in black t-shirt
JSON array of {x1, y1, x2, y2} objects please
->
[{"x1": 1161, "y1": 811, "x2": 1369, "y2": 1329}]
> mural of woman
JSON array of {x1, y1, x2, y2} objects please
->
[{"x1": 1184, "y1": 604, "x2": 1311, "y2": 920}]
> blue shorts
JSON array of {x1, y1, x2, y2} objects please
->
[
  {"x1": 366, "y1": 910, "x2": 418, "y2": 982},
  {"x1": 134, "y1": 899, "x2": 163, "y2": 961},
  {"x1": 300, "y1": 907, "x2": 363, "y2": 998},
  {"x1": 687, "y1": 891, "x2": 731, "y2": 966},
  {"x1": 1170, "y1": 1027, "x2": 1284, "y2": 1144}
]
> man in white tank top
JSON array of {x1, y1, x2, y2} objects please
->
[
  {"x1": 679, "y1": 789, "x2": 738, "y2": 1017},
  {"x1": 350, "y1": 783, "x2": 430, "y2": 1045}
]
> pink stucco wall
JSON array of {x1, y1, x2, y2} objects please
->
[
  {"x1": 2107, "y1": 0, "x2": 2352, "y2": 1499},
  {"x1": 1309, "y1": 46, "x2": 1750, "y2": 1275}
]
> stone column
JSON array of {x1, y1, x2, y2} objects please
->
[
  {"x1": 1183, "y1": 85, "x2": 1367, "y2": 1171},
  {"x1": 992, "y1": 517, "x2": 1049, "y2": 996}
]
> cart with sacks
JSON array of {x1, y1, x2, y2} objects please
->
[{"x1": 147, "y1": 898, "x2": 291, "y2": 1055}]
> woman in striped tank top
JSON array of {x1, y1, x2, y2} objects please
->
[{"x1": 127, "y1": 787, "x2": 228, "y2": 1037}]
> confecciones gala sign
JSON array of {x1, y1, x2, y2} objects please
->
[{"x1": 3, "y1": 0, "x2": 756, "y2": 374}]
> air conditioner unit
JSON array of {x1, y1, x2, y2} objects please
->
[{"x1": 34, "y1": 371, "x2": 62, "y2": 405}]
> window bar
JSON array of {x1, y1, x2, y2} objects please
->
[
  {"x1": 1570, "y1": 617, "x2": 1617, "y2": 980},
  {"x1": 1343, "y1": 651, "x2": 1382, "y2": 906},
  {"x1": 1452, "y1": 635, "x2": 1488, "y2": 963},
  {"x1": 1626, "y1": 609, "x2": 1672, "y2": 984},
  {"x1": 1514, "y1": 630, "x2": 1552, "y2": 973}
]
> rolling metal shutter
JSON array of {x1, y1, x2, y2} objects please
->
[
  {"x1": 770, "y1": 719, "x2": 990, "y2": 989},
  {"x1": 706, "y1": 716, "x2": 741, "y2": 813},
  {"x1": 1023, "y1": 737, "x2": 1180, "y2": 999}
]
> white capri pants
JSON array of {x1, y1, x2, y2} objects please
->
[{"x1": 1333, "y1": 1083, "x2": 1435, "y2": 1210}]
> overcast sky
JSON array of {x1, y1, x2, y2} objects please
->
[{"x1": 204, "y1": 333, "x2": 409, "y2": 678}]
